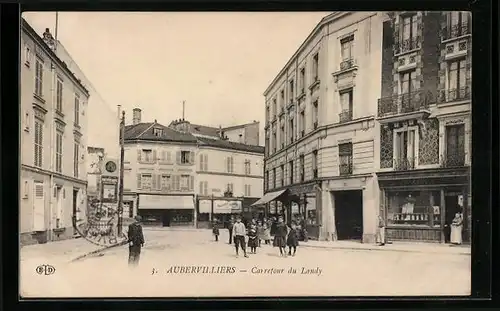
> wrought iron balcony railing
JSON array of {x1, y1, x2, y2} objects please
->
[
  {"x1": 394, "y1": 36, "x2": 421, "y2": 54},
  {"x1": 438, "y1": 85, "x2": 471, "y2": 103},
  {"x1": 393, "y1": 157, "x2": 416, "y2": 171},
  {"x1": 340, "y1": 58, "x2": 356, "y2": 71},
  {"x1": 378, "y1": 90, "x2": 433, "y2": 117},
  {"x1": 441, "y1": 153, "x2": 466, "y2": 168},
  {"x1": 339, "y1": 109, "x2": 353, "y2": 123},
  {"x1": 339, "y1": 156, "x2": 353, "y2": 176},
  {"x1": 443, "y1": 22, "x2": 471, "y2": 41}
]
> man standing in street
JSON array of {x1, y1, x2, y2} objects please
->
[
  {"x1": 228, "y1": 218, "x2": 234, "y2": 244},
  {"x1": 377, "y1": 215, "x2": 386, "y2": 246},
  {"x1": 128, "y1": 215, "x2": 145, "y2": 267},
  {"x1": 232, "y1": 216, "x2": 248, "y2": 258}
]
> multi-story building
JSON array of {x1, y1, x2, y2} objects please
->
[
  {"x1": 123, "y1": 109, "x2": 198, "y2": 227},
  {"x1": 20, "y1": 20, "x2": 90, "y2": 245},
  {"x1": 376, "y1": 11, "x2": 471, "y2": 243},
  {"x1": 262, "y1": 12, "x2": 384, "y2": 242}
]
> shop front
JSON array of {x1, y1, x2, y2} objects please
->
[
  {"x1": 197, "y1": 198, "x2": 242, "y2": 229},
  {"x1": 138, "y1": 194, "x2": 196, "y2": 227},
  {"x1": 377, "y1": 167, "x2": 470, "y2": 243}
]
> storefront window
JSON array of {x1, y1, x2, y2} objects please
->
[
  {"x1": 386, "y1": 191, "x2": 441, "y2": 227},
  {"x1": 198, "y1": 213, "x2": 210, "y2": 222},
  {"x1": 171, "y1": 210, "x2": 193, "y2": 224}
]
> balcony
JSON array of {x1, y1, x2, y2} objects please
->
[
  {"x1": 377, "y1": 90, "x2": 433, "y2": 123},
  {"x1": 339, "y1": 109, "x2": 353, "y2": 123},
  {"x1": 441, "y1": 153, "x2": 466, "y2": 168},
  {"x1": 339, "y1": 160, "x2": 353, "y2": 176},
  {"x1": 438, "y1": 85, "x2": 471, "y2": 104},
  {"x1": 443, "y1": 22, "x2": 471, "y2": 41},
  {"x1": 393, "y1": 157, "x2": 415, "y2": 171},
  {"x1": 339, "y1": 58, "x2": 356, "y2": 71},
  {"x1": 394, "y1": 36, "x2": 421, "y2": 55},
  {"x1": 313, "y1": 168, "x2": 318, "y2": 179}
]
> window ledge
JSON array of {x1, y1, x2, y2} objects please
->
[
  {"x1": 394, "y1": 47, "x2": 421, "y2": 58},
  {"x1": 25, "y1": 61, "x2": 31, "y2": 68},
  {"x1": 33, "y1": 93, "x2": 46, "y2": 104},
  {"x1": 441, "y1": 34, "x2": 471, "y2": 44}
]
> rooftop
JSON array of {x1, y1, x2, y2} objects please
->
[
  {"x1": 124, "y1": 122, "x2": 198, "y2": 143},
  {"x1": 197, "y1": 137, "x2": 264, "y2": 154}
]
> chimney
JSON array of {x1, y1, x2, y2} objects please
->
[
  {"x1": 42, "y1": 28, "x2": 56, "y2": 51},
  {"x1": 132, "y1": 108, "x2": 142, "y2": 125},
  {"x1": 239, "y1": 134, "x2": 243, "y2": 144},
  {"x1": 117, "y1": 105, "x2": 121, "y2": 120},
  {"x1": 219, "y1": 125, "x2": 223, "y2": 139}
]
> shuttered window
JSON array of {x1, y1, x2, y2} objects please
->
[
  {"x1": 74, "y1": 93, "x2": 80, "y2": 126},
  {"x1": 73, "y1": 142, "x2": 79, "y2": 178},
  {"x1": 34, "y1": 58, "x2": 43, "y2": 97},
  {"x1": 226, "y1": 157, "x2": 234, "y2": 173},
  {"x1": 141, "y1": 174, "x2": 152, "y2": 189},
  {"x1": 56, "y1": 78, "x2": 63, "y2": 112},
  {"x1": 34, "y1": 120, "x2": 43, "y2": 167},
  {"x1": 161, "y1": 175, "x2": 171, "y2": 190},
  {"x1": 55, "y1": 131, "x2": 63, "y2": 173}
]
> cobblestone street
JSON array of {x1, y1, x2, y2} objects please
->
[{"x1": 20, "y1": 229, "x2": 471, "y2": 297}]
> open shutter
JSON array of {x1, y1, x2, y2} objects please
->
[
  {"x1": 199, "y1": 154, "x2": 204, "y2": 170},
  {"x1": 189, "y1": 176, "x2": 194, "y2": 191},
  {"x1": 248, "y1": 185, "x2": 251, "y2": 196},
  {"x1": 137, "y1": 149, "x2": 142, "y2": 161},
  {"x1": 226, "y1": 157, "x2": 229, "y2": 172},
  {"x1": 190, "y1": 151, "x2": 195, "y2": 165},
  {"x1": 231, "y1": 157, "x2": 234, "y2": 173},
  {"x1": 176, "y1": 151, "x2": 181, "y2": 164},
  {"x1": 173, "y1": 175, "x2": 179, "y2": 191},
  {"x1": 152, "y1": 150, "x2": 157, "y2": 162},
  {"x1": 137, "y1": 174, "x2": 142, "y2": 189},
  {"x1": 204, "y1": 154, "x2": 208, "y2": 171},
  {"x1": 33, "y1": 181, "x2": 45, "y2": 231}
]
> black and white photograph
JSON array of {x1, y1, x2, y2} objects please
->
[{"x1": 19, "y1": 11, "x2": 472, "y2": 297}]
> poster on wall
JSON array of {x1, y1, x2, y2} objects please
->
[
  {"x1": 291, "y1": 202, "x2": 299, "y2": 214},
  {"x1": 213, "y1": 200, "x2": 242, "y2": 214},
  {"x1": 269, "y1": 201, "x2": 276, "y2": 214}
]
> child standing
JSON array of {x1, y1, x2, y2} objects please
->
[
  {"x1": 286, "y1": 223, "x2": 299, "y2": 256},
  {"x1": 247, "y1": 224, "x2": 258, "y2": 254},
  {"x1": 257, "y1": 221, "x2": 265, "y2": 247},
  {"x1": 212, "y1": 220, "x2": 220, "y2": 242}
]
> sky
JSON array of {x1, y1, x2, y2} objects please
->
[{"x1": 22, "y1": 12, "x2": 330, "y2": 134}]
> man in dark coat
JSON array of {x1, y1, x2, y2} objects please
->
[{"x1": 128, "y1": 215, "x2": 145, "y2": 267}]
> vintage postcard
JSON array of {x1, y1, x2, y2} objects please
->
[{"x1": 19, "y1": 11, "x2": 471, "y2": 298}]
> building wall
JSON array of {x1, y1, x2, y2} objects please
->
[
  {"x1": 196, "y1": 147, "x2": 264, "y2": 198},
  {"x1": 224, "y1": 122, "x2": 260, "y2": 146},
  {"x1": 20, "y1": 25, "x2": 89, "y2": 244}
]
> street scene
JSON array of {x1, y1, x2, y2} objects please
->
[{"x1": 20, "y1": 11, "x2": 472, "y2": 297}]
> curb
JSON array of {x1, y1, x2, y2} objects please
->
[
  {"x1": 300, "y1": 244, "x2": 471, "y2": 256},
  {"x1": 70, "y1": 240, "x2": 128, "y2": 263}
]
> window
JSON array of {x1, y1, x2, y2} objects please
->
[
  {"x1": 199, "y1": 154, "x2": 208, "y2": 171},
  {"x1": 446, "y1": 11, "x2": 470, "y2": 38},
  {"x1": 55, "y1": 131, "x2": 63, "y2": 173},
  {"x1": 280, "y1": 164, "x2": 285, "y2": 186},
  {"x1": 280, "y1": 123, "x2": 285, "y2": 148},
  {"x1": 56, "y1": 78, "x2": 63, "y2": 113},
  {"x1": 160, "y1": 150, "x2": 172, "y2": 163},
  {"x1": 180, "y1": 175, "x2": 190, "y2": 189},
  {"x1": 289, "y1": 119, "x2": 294, "y2": 143},
  {"x1": 244, "y1": 184, "x2": 252, "y2": 197},
  {"x1": 299, "y1": 110, "x2": 305, "y2": 137},
  {"x1": 74, "y1": 94, "x2": 80, "y2": 126},
  {"x1": 153, "y1": 128, "x2": 163, "y2": 137},
  {"x1": 34, "y1": 120, "x2": 43, "y2": 167},
  {"x1": 445, "y1": 124, "x2": 465, "y2": 167},
  {"x1": 226, "y1": 156, "x2": 234, "y2": 173},
  {"x1": 181, "y1": 151, "x2": 191, "y2": 164},
  {"x1": 400, "y1": 70, "x2": 417, "y2": 95},
  {"x1": 280, "y1": 90, "x2": 285, "y2": 109},
  {"x1": 400, "y1": 14, "x2": 418, "y2": 42},
  {"x1": 265, "y1": 135, "x2": 270, "y2": 156},
  {"x1": 266, "y1": 106, "x2": 270, "y2": 122},
  {"x1": 339, "y1": 143, "x2": 353, "y2": 175},
  {"x1": 339, "y1": 89, "x2": 353, "y2": 122},
  {"x1": 272, "y1": 168, "x2": 276, "y2": 189},
  {"x1": 386, "y1": 191, "x2": 442, "y2": 227},
  {"x1": 272, "y1": 98, "x2": 277, "y2": 117},
  {"x1": 35, "y1": 58, "x2": 43, "y2": 97},
  {"x1": 299, "y1": 67, "x2": 306, "y2": 93},
  {"x1": 24, "y1": 45, "x2": 32, "y2": 66},
  {"x1": 142, "y1": 149, "x2": 153, "y2": 163},
  {"x1": 299, "y1": 155, "x2": 305, "y2": 182},
  {"x1": 289, "y1": 80, "x2": 294, "y2": 103},
  {"x1": 394, "y1": 128, "x2": 417, "y2": 170},
  {"x1": 289, "y1": 160, "x2": 294, "y2": 185},
  {"x1": 161, "y1": 175, "x2": 172, "y2": 190},
  {"x1": 312, "y1": 150, "x2": 318, "y2": 178},
  {"x1": 73, "y1": 142, "x2": 79, "y2": 178},
  {"x1": 265, "y1": 171, "x2": 269, "y2": 191},
  {"x1": 312, "y1": 100, "x2": 319, "y2": 128},
  {"x1": 199, "y1": 181, "x2": 208, "y2": 195},
  {"x1": 244, "y1": 160, "x2": 251, "y2": 175},
  {"x1": 141, "y1": 174, "x2": 153, "y2": 189},
  {"x1": 272, "y1": 130, "x2": 277, "y2": 153},
  {"x1": 340, "y1": 35, "x2": 354, "y2": 61},
  {"x1": 447, "y1": 59, "x2": 467, "y2": 100},
  {"x1": 312, "y1": 52, "x2": 319, "y2": 81}
]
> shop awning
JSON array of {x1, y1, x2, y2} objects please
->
[{"x1": 251, "y1": 189, "x2": 288, "y2": 206}]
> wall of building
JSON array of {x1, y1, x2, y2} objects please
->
[{"x1": 196, "y1": 147, "x2": 264, "y2": 198}]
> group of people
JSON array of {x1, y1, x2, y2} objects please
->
[{"x1": 212, "y1": 215, "x2": 301, "y2": 258}]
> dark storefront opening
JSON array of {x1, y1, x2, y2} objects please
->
[
  {"x1": 334, "y1": 190, "x2": 363, "y2": 240},
  {"x1": 72, "y1": 188, "x2": 79, "y2": 217},
  {"x1": 138, "y1": 209, "x2": 194, "y2": 227}
]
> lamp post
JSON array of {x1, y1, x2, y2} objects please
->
[{"x1": 117, "y1": 111, "x2": 125, "y2": 235}]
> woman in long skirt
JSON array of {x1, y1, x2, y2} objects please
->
[
  {"x1": 262, "y1": 222, "x2": 272, "y2": 245},
  {"x1": 247, "y1": 224, "x2": 259, "y2": 254},
  {"x1": 450, "y1": 211, "x2": 463, "y2": 245}
]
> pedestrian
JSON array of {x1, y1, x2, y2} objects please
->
[
  {"x1": 286, "y1": 223, "x2": 299, "y2": 256},
  {"x1": 273, "y1": 216, "x2": 288, "y2": 257},
  {"x1": 212, "y1": 219, "x2": 220, "y2": 242},
  {"x1": 128, "y1": 215, "x2": 145, "y2": 267},
  {"x1": 228, "y1": 218, "x2": 234, "y2": 244},
  {"x1": 377, "y1": 215, "x2": 386, "y2": 246},
  {"x1": 256, "y1": 221, "x2": 265, "y2": 247},
  {"x1": 450, "y1": 210, "x2": 464, "y2": 245},
  {"x1": 232, "y1": 216, "x2": 248, "y2": 258},
  {"x1": 262, "y1": 222, "x2": 272, "y2": 245},
  {"x1": 248, "y1": 224, "x2": 258, "y2": 254}
]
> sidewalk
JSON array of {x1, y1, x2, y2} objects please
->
[{"x1": 300, "y1": 240, "x2": 471, "y2": 255}]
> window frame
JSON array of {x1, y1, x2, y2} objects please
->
[
  {"x1": 34, "y1": 58, "x2": 44, "y2": 97},
  {"x1": 55, "y1": 131, "x2": 63, "y2": 173}
]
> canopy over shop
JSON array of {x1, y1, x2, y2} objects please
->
[{"x1": 251, "y1": 189, "x2": 301, "y2": 224}]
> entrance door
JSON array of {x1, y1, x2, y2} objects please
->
[
  {"x1": 162, "y1": 210, "x2": 171, "y2": 227},
  {"x1": 334, "y1": 190, "x2": 363, "y2": 240},
  {"x1": 33, "y1": 181, "x2": 45, "y2": 231},
  {"x1": 444, "y1": 191, "x2": 462, "y2": 243}
]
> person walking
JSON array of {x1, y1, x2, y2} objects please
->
[
  {"x1": 248, "y1": 224, "x2": 258, "y2": 254},
  {"x1": 273, "y1": 216, "x2": 288, "y2": 257},
  {"x1": 377, "y1": 215, "x2": 386, "y2": 246},
  {"x1": 128, "y1": 215, "x2": 145, "y2": 267},
  {"x1": 232, "y1": 216, "x2": 248, "y2": 258},
  {"x1": 286, "y1": 223, "x2": 299, "y2": 256},
  {"x1": 227, "y1": 218, "x2": 234, "y2": 244},
  {"x1": 212, "y1": 219, "x2": 220, "y2": 242}
]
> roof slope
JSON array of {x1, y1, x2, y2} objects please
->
[
  {"x1": 124, "y1": 122, "x2": 198, "y2": 143},
  {"x1": 197, "y1": 137, "x2": 264, "y2": 154}
]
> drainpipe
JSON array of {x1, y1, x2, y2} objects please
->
[{"x1": 48, "y1": 61, "x2": 56, "y2": 242}]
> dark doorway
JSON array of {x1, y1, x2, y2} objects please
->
[
  {"x1": 334, "y1": 190, "x2": 363, "y2": 241},
  {"x1": 72, "y1": 188, "x2": 79, "y2": 217},
  {"x1": 162, "y1": 211, "x2": 171, "y2": 227}
]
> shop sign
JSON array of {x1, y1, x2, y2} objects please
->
[
  {"x1": 214, "y1": 200, "x2": 242, "y2": 214},
  {"x1": 199, "y1": 200, "x2": 212, "y2": 213},
  {"x1": 288, "y1": 183, "x2": 316, "y2": 196},
  {"x1": 101, "y1": 176, "x2": 118, "y2": 203}
]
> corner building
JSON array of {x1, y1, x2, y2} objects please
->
[
  {"x1": 263, "y1": 12, "x2": 384, "y2": 243},
  {"x1": 376, "y1": 12, "x2": 471, "y2": 243}
]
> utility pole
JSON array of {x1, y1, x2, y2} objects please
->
[{"x1": 117, "y1": 110, "x2": 125, "y2": 235}]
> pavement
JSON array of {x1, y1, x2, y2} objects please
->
[{"x1": 20, "y1": 228, "x2": 471, "y2": 298}]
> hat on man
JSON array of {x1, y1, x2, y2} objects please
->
[{"x1": 134, "y1": 215, "x2": 142, "y2": 222}]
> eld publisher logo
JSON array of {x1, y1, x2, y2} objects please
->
[{"x1": 36, "y1": 264, "x2": 56, "y2": 275}]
